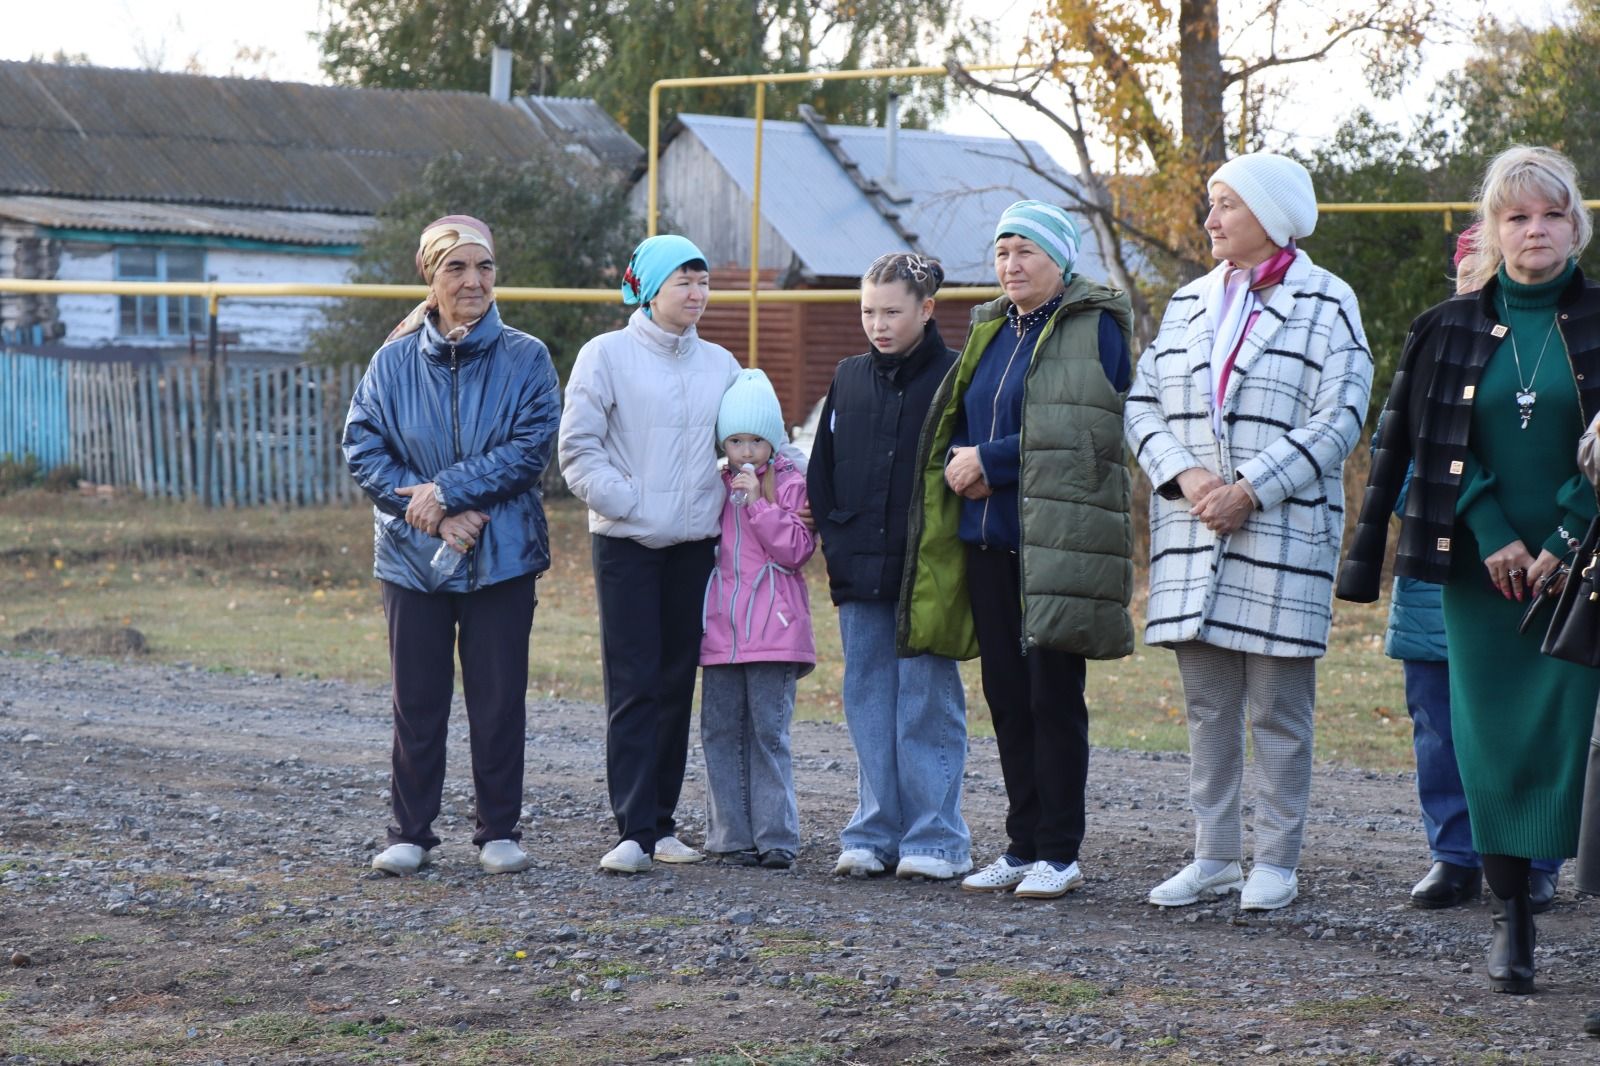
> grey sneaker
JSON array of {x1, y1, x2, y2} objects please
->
[
  {"x1": 1239, "y1": 867, "x2": 1298, "y2": 911},
  {"x1": 371, "y1": 842, "x2": 436, "y2": 876},
  {"x1": 479, "y1": 839, "x2": 531, "y2": 874},
  {"x1": 600, "y1": 840, "x2": 652, "y2": 874}
]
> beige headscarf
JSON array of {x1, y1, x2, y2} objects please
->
[{"x1": 386, "y1": 214, "x2": 495, "y2": 343}]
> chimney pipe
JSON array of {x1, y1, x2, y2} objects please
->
[
  {"x1": 885, "y1": 93, "x2": 901, "y2": 188},
  {"x1": 490, "y1": 45, "x2": 512, "y2": 102}
]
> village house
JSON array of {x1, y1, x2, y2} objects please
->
[{"x1": 0, "y1": 59, "x2": 641, "y2": 363}]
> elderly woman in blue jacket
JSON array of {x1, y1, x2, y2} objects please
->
[{"x1": 344, "y1": 214, "x2": 562, "y2": 878}]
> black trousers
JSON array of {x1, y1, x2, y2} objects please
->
[
  {"x1": 381, "y1": 573, "x2": 537, "y2": 849},
  {"x1": 593, "y1": 534, "x2": 716, "y2": 850},
  {"x1": 966, "y1": 544, "x2": 1089, "y2": 864}
]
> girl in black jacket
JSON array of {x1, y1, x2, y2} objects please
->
[{"x1": 807, "y1": 253, "x2": 972, "y2": 881}]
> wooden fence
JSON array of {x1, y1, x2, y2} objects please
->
[
  {"x1": 0, "y1": 350, "x2": 70, "y2": 470},
  {"x1": 63, "y1": 358, "x2": 365, "y2": 505}
]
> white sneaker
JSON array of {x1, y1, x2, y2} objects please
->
[
  {"x1": 370, "y1": 842, "x2": 436, "y2": 876},
  {"x1": 653, "y1": 835, "x2": 706, "y2": 864},
  {"x1": 600, "y1": 840, "x2": 652, "y2": 874},
  {"x1": 1014, "y1": 861, "x2": 1085, "y2": 899},
  {"x1": 961, "y1": 855, "x2": 1034, "y2": 893},
  {"x1": 894, "y1": 854, "x2": 974, "y2": 881},
  {"x1": 479, "y1": 839, "x2": 530, "y2": 874},
  {"x1": 1240, "y1": 867, "x2": 1299, "y2": 911},
  {"x1": 832, "y1": 848, "x2": 885, "y2": 877},
  {"x1": 1148, "y1": 861, "x2": 1245, "y2": 907}
]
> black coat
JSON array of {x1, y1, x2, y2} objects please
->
[
  {"x1": 807, "y1": 321, "x2": 957, "y2": 605},
  {"x1": 1337, "y1": 268, "x2": 1600, "y2": 601}
]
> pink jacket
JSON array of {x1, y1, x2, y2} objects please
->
[{"x1": 700, "y1": 456, "x2": 816, "y2": 673}]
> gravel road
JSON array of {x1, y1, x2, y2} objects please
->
[{"x1": 2, "y1": 650, "x2": 1598, "y2": 1064}]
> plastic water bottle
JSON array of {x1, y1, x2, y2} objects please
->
[
  {"x1": 729, "y1": 463, "x2": 757, "y2": 506},
  {"x1": 430, "y1": 539, "x2": 466, "y2": 577}
]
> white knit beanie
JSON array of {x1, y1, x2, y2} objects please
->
[
  {"x1": 716, "y1": 368, "x2": 787, "y2": 453},
  {"x1": 1209, "y1": 153, "x2": 1318, "y2": 247}
]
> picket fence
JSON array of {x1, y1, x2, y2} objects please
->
[
  {"x1": 0, "y1": 350, "x2": 368, "y2": 505},
  {"x1": 69, "y1": 359, "x2": 366, "y2": 505}
]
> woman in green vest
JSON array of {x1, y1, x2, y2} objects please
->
[{"x1": 898, "y1": 200, "x2": 1135, "y2": 901}]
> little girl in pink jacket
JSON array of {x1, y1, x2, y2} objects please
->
[{"x1": 700, "y1": 369, "x2": 816, "y2": 869}]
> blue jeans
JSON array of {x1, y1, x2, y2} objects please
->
[
  {"x1": 1404, "y1": 660, "x2": 1560, "y2": 874},
  {"x1": 837, "y1": 601, "x2": 970, "y2": 864}
]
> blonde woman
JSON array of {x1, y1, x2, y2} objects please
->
[{"x1": 1341, "y1": 146, "x2": 1600, "y2": 995}]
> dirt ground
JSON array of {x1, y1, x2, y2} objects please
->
[{"x1": 2, "y1": 649, "x2": 1598, "y2": 1064}]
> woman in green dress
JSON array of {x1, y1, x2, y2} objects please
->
[{"x1": 1339, "y1": 145, "x2": 1600, "y2": 995}]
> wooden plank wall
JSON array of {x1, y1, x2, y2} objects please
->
[{"x1": 57, "y1": 355, "x2": 364, "y2": 505}]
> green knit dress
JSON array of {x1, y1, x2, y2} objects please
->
[{"x1": 1442, "y1": 262, "x2": 1600, "y2": 859}]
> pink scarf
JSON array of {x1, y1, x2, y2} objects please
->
[{"x1": 1208, "y1": 243, "x2": 1296, "y2": 430}]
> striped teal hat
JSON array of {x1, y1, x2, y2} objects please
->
[{"x1": 994, "y1": 200, "x2": 1080, "y2": 276}]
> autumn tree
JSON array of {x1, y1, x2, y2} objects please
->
[
  {"x1": 317, "y1": 0, "x2": 963, "y2": 142},
  {"x1": 953, "y1": 0, "x2": 1442, "y2": 337}
]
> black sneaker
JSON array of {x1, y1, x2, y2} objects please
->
[
  {"x1": 758, "y1": 849, "x2": 795, "y2": 870},
  {"x1": 714, "y1": 849, "x2": 761, "y2": 867}
]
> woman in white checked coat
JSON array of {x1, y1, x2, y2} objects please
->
[{"x1": 1124, "y1": 153, "x2": 1373, "y2": 912}]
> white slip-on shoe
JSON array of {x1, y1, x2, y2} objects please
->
[
  {"x1": 1240, "y1": 867, "x2": 1299, "y2": 911},
  {"x1": 1013, "y1": 861, "x2": 1085, "y2": 899},
  {"x1": 894, "y1": 854, "x2": 974, "y2": 881},
  {"x1": 653, "y1": 835, "x2": 706, "y2": 864},
  {"x1": 371, "y1": 842, "x2": 435, "y2": 876},
  {"x1": 479, "y1": 839, "x2": 531, "y2": 874},
  {"x1": 1147, "y1": 861, "x2": 1245, "y2": 907},
  {"x1": 600, "y1": 840, "x2": 652, "y2": 874},
  {"x1": 961, "y1": 855, "x2": 1034, "y2": 892},
  {"x1": 832, "y1": 848, "x2": 885, "y2": 877}
]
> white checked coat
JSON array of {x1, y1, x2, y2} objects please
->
[{"x1": 1124, "y1": 252, "x2": 1372, "y2": 656}]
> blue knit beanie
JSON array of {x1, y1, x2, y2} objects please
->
[
  {"x1": 621, "y1": 234, "x2": 709, "y2": 314},
  {"x1": 716, "y1": 369, "x2": 786, "y2": 453},
  {"x1": 994, "y1": 200, "x2": 1080, "y2": 277}
]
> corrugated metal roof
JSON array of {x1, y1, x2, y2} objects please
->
[
  {"x1": 674, "y1": 114, "x2": 1113, "y2": 285},
  {"x1": 0, "y1": 195, "x2": 372, "y2": 245},
  {"x1": 519, "y1": 96, "x2": 645, "y2": 172},
  {"x1": 0, "y1": 62, "x2": 642, "y2": 214}
]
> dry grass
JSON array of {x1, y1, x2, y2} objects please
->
[{"x1": 1, "y1": 482, "x2": 1410, "y2": 770}]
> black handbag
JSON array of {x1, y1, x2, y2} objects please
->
[{"x1": 1542, "y1": 514, "x2": 1600, "y2": 667}]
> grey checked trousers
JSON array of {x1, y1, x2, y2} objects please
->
[{"x1": 1173, "y1": 642, "x2": 1317, "y2": 869}]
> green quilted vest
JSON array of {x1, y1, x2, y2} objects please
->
[{"x1": 898, "y1": 275, "x2": 1135, "y2": 661}]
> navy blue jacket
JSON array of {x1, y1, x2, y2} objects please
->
[
  {"x1": 343, "y1": 303, "x2": 562, "y2": 593},
  {"x1": 953, "y1": 308, "x2": 1128, "y2": 549}
]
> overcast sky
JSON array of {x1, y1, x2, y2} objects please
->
[{"x1": 0, "y1": 0, "x2": 1552, "y2": 162}]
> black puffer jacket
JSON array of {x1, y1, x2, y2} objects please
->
[
  {"x1": 807, "y1": 321, "x2": 956, "y2": 605},
  {"x1": 1337, "y1": 268, "x2": 1600, "y2": 601}
]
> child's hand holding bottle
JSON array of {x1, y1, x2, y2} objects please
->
[{"x1": 729, "y1": 463, "x2": 760, "y2": 506}]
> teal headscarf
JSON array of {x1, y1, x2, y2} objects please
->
[
  {"x1": 994, "y1": 200, "x2": 1080, "y2": 277},
  {"x1": 621, "y1": 234, "x2": 709, "y2": 315}
]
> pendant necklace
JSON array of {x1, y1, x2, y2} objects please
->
[{"x1": 1505, "y1": 308, "x2": 1559, "y2": 430}]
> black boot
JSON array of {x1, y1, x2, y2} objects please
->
[
  {"x1": 1410, "y1": 861, "x2": 1482, "y2": 909},
  {"x1": 1487, "y1": 888, "x2": 1536, "y2": 994}
]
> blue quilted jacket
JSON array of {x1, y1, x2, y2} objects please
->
[
  {"x1": 343, "y1": 304, "x2": 562, "y2": 593},
  {"x1": 1383, "y1": 463, "x2": 1447, "y2": 662}
]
